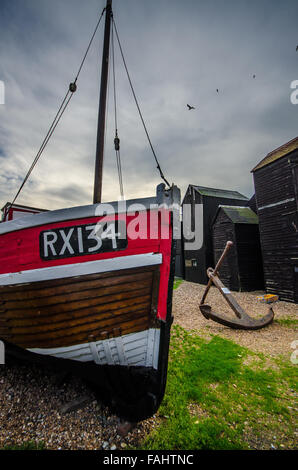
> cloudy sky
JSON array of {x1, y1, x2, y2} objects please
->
[{"x1": 0, "y1": 0, "x2": 297, "y2": 210}]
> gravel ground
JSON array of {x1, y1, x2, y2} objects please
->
[
  {"x1": 0, "y1": 280, "x2": 297, "y2": 450},
  {"x1": 173, "y1": 281, "x2": 298, "y2": 358},
  {"x1": 0, "y1": 363, "x2": 157, "y2": 450}
]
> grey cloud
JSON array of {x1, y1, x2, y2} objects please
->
[{"x1": 0, "y1": 0, "x2": 297, "y2": 210}]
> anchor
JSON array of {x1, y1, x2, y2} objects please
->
[{"x1": 199, "y1": 241, "x2": 274, "y2": 330}]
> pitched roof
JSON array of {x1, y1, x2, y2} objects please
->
[
  {"x1": 216, "y1": 205, "x2": 259, "y2": 224},
  {"x1": 252, "y1": 136, "x2": 298, "y2": 172},
  {"x1": 190, "y1": 185, "x2": 248, "y2": 200}
]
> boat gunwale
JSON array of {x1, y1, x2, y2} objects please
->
[{"x1": 0, "y1": 196, "x2": 159, "y2": 236}]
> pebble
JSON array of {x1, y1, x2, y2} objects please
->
[{"x1": 0, "y1": 363, "x2": 155, "y2": 450}]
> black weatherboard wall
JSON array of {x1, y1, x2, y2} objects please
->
[
  {"x1": 252, "y1": 136, "x2": 298, "y2": 303},
  {"x1": 212, "y1": 206, "x2": 264, "y2": 291},
  {"x1": 182, "y1": 185, "x2": 248, "y2": 284},
  {"x1": 175, "y1": 236, "x2": 185, "y2": 278}
]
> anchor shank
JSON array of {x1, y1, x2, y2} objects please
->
[
  {"x1": 208, "y1": 272, "x2": 250, "y2": 320},
  {"x1": 199, "y1": 240, "x2": 274, "y2": 330},
  {"x1": 200, "y1": 240, "x2": 233, "y2": 305}
]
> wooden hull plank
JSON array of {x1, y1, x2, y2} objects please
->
[{"x1": 0, "y1": 265, "x2": 159, "y2": 348}]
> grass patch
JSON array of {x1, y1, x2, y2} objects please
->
[
  {"x1": 275, "y1": 318, "x2": 298, "y2": 328},
  {"x1": 138, "y1": 325, "x2": 297, "y2": 450},
  {"x1": 1, "y1": 441, "x2": 45, "y2": 450},
  {"x1": 173, "y1": 278, "x2": 183, "y2": 290}
]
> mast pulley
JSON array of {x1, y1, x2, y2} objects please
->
[
  {"x1": 114, "y1": 132, "x2": 120, "y2": 151},
  {"x1": 69, "y1": 82, "x2": 77, "y2": 93}
]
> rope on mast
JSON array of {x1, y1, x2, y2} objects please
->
[
  {"x1": 111, "y1": 17, "x2": 124, "y2": 199},
  {"x1": 8, "y1": 7, "x2": 106, "y2": 211},
  {"x1": 112, "y1": 17, "x2": 171, "y2": 189}
]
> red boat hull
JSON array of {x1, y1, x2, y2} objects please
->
[{"x1": 0, "y1": 184, "x2": 180, "y2": 421}]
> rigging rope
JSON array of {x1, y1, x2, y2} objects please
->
[
  {"x1": 111, "y1": 19, "x2": 124, "y2": 199},
  {"x1": 7, "y1": 7, "x2": 106, "y2": 211},
  {"x1": 112, "y1": 17, "x2": 171, "y2": 189}
]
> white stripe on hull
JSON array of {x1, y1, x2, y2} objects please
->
[
  {"x1": 0, "y1": 252, "x2": 162, "y2": 286},
  {"x1": 27, "y1": 328, "x2": 161, "y2": 370}
]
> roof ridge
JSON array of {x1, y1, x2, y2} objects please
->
[
  {"x1": 215, "y1": 205, "x2": 259, "y2": 224},
  {"x1": 192, "y1": 184, "x2": 242, "y2": 192},
  {"x1": 252, "y1": 136, "x2": 298, "y2": 172},
  {"x1": 219, "y1": 205, "x2": 250, "y2": 209},
  {"x1": 266, "y1": 136, "x2": 298, "y2": 159},
  {"x1": 190, "y1": 185, "x2": 247, "y2": 198}
]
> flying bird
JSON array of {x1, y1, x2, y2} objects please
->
[
  {"x1": 296, "y1": 45, "x2": 298, "y2": 51},
  {"x1": 253, "y1": 74, "x2": 256, "y2": 79},
  {"x1": 216, "y1": 88, "x2": 219, "y2": 93},
  {"x1": 187, "y1": 104, "x2": 195, "y2": 110}
]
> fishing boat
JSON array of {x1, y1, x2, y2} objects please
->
[{"x1": 0, "y1": 0, "x2": 180, "y2": 422}]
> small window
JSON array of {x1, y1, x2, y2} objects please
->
[{"x1": 185, "y1": 259, "x2": 198, "y2": 268}]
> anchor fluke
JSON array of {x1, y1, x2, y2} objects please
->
[
  {"x1": 199, "y1": 304, "x2": 274, "y2": 330},
  {"x1": 199, "y1": 241, "x2": 274, "y2": 330}
]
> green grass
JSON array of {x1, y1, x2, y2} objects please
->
[
  {"x1": 173, "y1": 278, "x2": 183, "y2": 290},
  {"x1": 275, "y1": 318, "x2": 298, "y2": 328},
  {"x1": 1, "y1": 441, "x2": 45, "y2": 450},
  {"x1": 138, "y1": 325, "x2": 297, "y2": 450}
]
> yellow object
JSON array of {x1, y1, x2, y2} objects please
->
[{"x1": 257, "y1": 294, "x2": 279, "y2": 303}]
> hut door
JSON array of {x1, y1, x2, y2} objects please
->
[
  {"x1": 224, "y1": 228, "x2": 238, "y2": 291},
  {"x1": 293, "y1": 165, "x2": 298, "y2": 210},
  {"x1": 294, "y1": 267, "x2": 298, "y2": 303}
]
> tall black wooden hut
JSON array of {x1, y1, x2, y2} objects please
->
[
  {"x1": 252, "y1": 136, "x2": 298, "y2": 303},
  {"x1": 212, "y1": 206, "x2": 264, "y2": 291},
  {"x1": 182, "y1": 185, "x2": 248, "y2": 284},
  {"x1": 247, "y1": 194, "x2": 257, "y2": 213},
  {"x1": 175, "y1": 237, "x2": 185, "y2": 278}
]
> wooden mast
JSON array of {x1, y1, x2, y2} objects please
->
[{"x1": 93, "y1": 0, "x2": 112, "y2": 204}]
